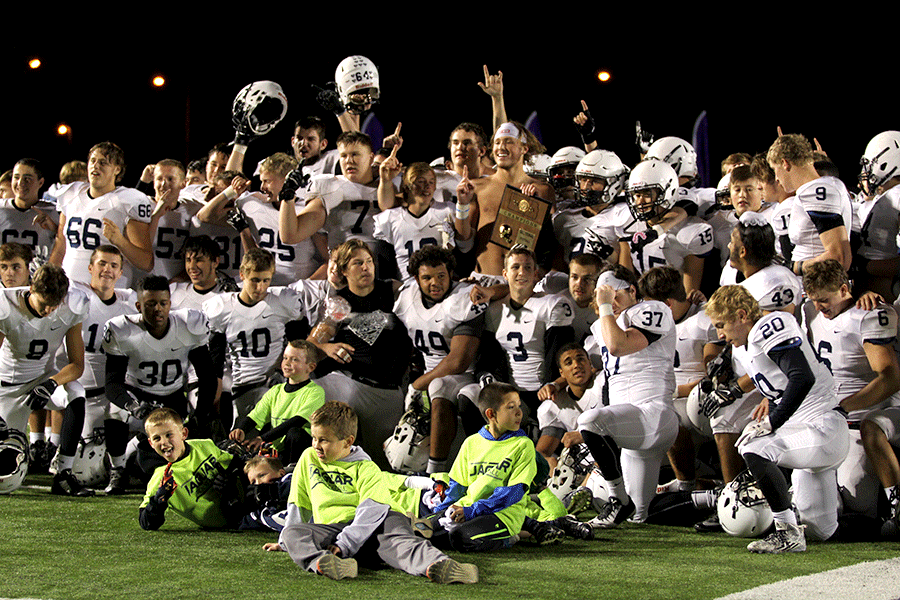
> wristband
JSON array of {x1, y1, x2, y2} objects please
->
[
  {"x1": 232, "y1": 143, "x2": 248, "y2": 154},
  {"x1": 599, "y1": 303, "x2": 614, "y2": 317},
  {"x1": 223, "y1": 187, "x2": 237, "y2": 201},
  {"x1": 455, "y1": 203, "x2": 470, "y2": 221}
]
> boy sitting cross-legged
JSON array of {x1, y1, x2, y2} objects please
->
[{"x1": 265, "y1": 401, "x2": 478, "y2": 584}]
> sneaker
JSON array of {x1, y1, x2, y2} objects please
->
[
  {"x1": 562, "y1": 486, "x2": 593, "y2": 516},
  {"x1": 530, "y1": 520, "x2": 565, "y2": 545},
  {"x1": 747, "y1": 521, "x2": 806, "y2": 554},
  {"x1": 51, "y1": 469, "x2": 95, "y2": 497},
  {"x1": 426, "y1": 558, "x2": 479, "y2": 584},
  {"x1": 105, "y1": 467, "x2": 129, "y2": 495},
  {"x1": 588, "y1": 497, "x2": 636, "y2": 530},
  {"x1": 555, "y1": 515, "x2": 594, "y2": 541},
  {"x1": 47, "y1": 443, "x2": 60, "y2": 475},
  {"x1": 315, "y1": 553, "x2": 357, "y2": 580},
  {"x1": 408, "y1": 512, "x2": 434, "y2": 539},
  {"x1": 28, "y1": 440, "x2": 47, "y2": 474},
  {"x1": 694, "y1": 512, "x2": 723, "y2": 533}
]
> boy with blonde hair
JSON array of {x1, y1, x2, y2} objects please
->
[{"x1": 271, "y1": 401, "x2": 478, "y2": 584}]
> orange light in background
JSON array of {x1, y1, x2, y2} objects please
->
[
  {"x1": 152, "y1": 75, "x2": 165, "y2": 87},
  {"x1": 597, "y1": 71, "x2": 611, "y2": 82},
  {"x1": 28, "y1": 58, "x2": 41, "y2": 69},
  {"x1": 57, "y1": 124, "x2": 69, "y2": 135}
]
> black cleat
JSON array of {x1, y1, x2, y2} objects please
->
[{"x1": 52, "y1": 469, "x2": 95, "y2": 497}]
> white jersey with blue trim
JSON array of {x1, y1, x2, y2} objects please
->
[
  {"x1": 619, "y1": 215, "x2": 715, "y2": 275},
  {"x1": 237, "y1": 192, "x2": 318, "y2": 284},
  {"x1": 804, "y1": 302, "x2": 900, "y2": 420},
  {"x1": 307, "y1": 174, "x2": 380, "y2": 246},
  {"x1": 147, "y1": 202, "x2": 195, "y2": 281},
  {"x1": 373, "y1": 203, "x2": 455, "y2": 282},
  {"x1": 71, "y1": 281, "x2": 137, "y2": 390},
  {"x1": 856, "y1": 186, "x2": 900, "y2": 261},
  {"x1": 538, "y1": 385, "x2": 593, "y2": 432},
  {"x1": 0, "y1": 287, "x2": 89, "y2": 384},
  {"x1": 788, "y1": 176, "x2": 853, "y2": 262},
  {"x1": 181, "y1": 185, "x2": 244, "y2": 280},
  {"x1": 736, "y1": 311, "x2": 837, "y2": 424},
  {"x1": 675, "y1": 307, "x2": 717, "y2": 390},
  {"x1": 739, "y1": 265, "x2": 801, "y2": 312},
  {"x1": 102, "y1": 308, "x2": 209, "y2": 396},
  {"x1": 486, "y1": 292, "x2": 574, "y2": 392},
  {"x1": 592, "y1": 300, "x2": 676, "y2": 403},
  {"x1": 0, "y1": 198, "x2": 57, "y2": 263},
  {"x1": 393, "y1": 281, "x2": 485, "y2": 373},
  {"x1": 55, "y1": 182, "x2": 154, "y2": 286}
]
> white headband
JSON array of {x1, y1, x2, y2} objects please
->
[
  {"x1": 597, "y1": 271, "x2": 631, "y2": 290},
  {"x1": 494, "y1": 122, "x2": 524, "y2": 142}
]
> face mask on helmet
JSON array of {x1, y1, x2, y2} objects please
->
[
  {"x1": 548, "y1": 147, "x2": 585, "y2": 192},
  {"x1": 232, "y1": 81, "x2": 288, "y2": 138},
  {"x1": 626, "y1": 159, "x2": 677, "y2": 222},
  {"x1": 336, "y1": 56, "x2": 380, "y2": 115},
  {"x1": 717, "y1": 470, "x2": 774, "y2": 537},
  {"x1": 859, "y1": 131, "x2": 900, "y2": 195},
  {"x1": 0, "y1": 427, "x2": 28, "y2": 494}
]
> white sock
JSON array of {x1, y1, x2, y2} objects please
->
[
  {"x1": 110, "y1": 454, "x2": 127, "y2": 470},
  {"x1": 426, "y1": 458, "x2": 446, "y2": 474},
  {"x1": 607, "y1": 477, "x2": 628, "y2": 502},
  {"x1": 49, "y1": 432, "x2": 61, "y2": 446},
  {"x1": 691, "y1": 489, "x2": 717, "y2": 510},
  {"x1": 677, "y1": 479, "x2": 696, "y2": 492},
  {"x1": 57, "y1": 454, "x2": 75, "y2": 472},
  {"x1": 773, "y1": 509, "x2": 797, "y2": 527},
  {"x1": 30, "y1": 431, "x2": 45, "y2": 444}
]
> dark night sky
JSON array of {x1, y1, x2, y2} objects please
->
[{"x1": 2, "y1": 18, "x2": 887, "y2": 193}]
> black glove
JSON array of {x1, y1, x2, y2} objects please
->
[
  {"x1": 636, "y1": 120, "x2": 655, "y2": 153},
  {"x1": 575, "y1": 108, "x2": 596, "y2": 146},
  {"x1": 226, "y1": 206, "x2": 249, "y2": 232},
  {"x1": 279, "y1": 168, "x2": 307, "y2": 202},
  {"x1": 155, "y1": 463, "x2": 177, "y2": 502},
  {"x1": 26, "y1": 379, "x2": 58, "y2": 410},
  {"x1": 700, "y1": 380, "x2": 744, "y2": 418},
  {"x1": 124, "y1": 398, "x2": 158, "y2": 421},
  {"x1": 312, "y1": 83, "x2": 345, "y2": 116},
  {"x1": 584, "y1": 228, "x2": 614, "y2": 260},
  {"x1": 232, "y1": 119, "x2": 260, "y2": 146}
]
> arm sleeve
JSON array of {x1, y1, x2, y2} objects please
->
[
  {"x1": 138, "y1": 496, "x2": 167, "y2": 531},
  {"x1": 766, "y1": 342, "x2": 815, "y2": 430},
  {"x1": 807, "y1": 211, "x2": 846, "y2": 235},
  {"x1": 464, "y1": 483, "x2": 528, "y2": 520},
  {"x1": 104, "y1": 353, "x2": 133, "y2": 410},
  {"x1": 208, "y1": 332, "x2": 227, "y2": 379},
  {"x1": 188, "y1": 345, "x2": 216, "y2": 414},
  {"x1": 262, "y1": 415, "x2": 310, "y2": 443}
]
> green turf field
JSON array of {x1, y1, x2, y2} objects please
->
[{"x1": 2, "y1": 479, "x2": 898, "y2": 600}]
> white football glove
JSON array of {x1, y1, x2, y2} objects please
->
[{"x1": 404, "y1": 385, "x2": 423, "y2": 411}]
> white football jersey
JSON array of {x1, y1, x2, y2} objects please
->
[
  {"x1": 739, "y1": 265, "x2": 801, "y2": 312},
  {"x1": 788, "y1": 176, "x2": 853, "y2": 262},
  {"x1": 71, "y1": 281, "x2": 137, "y2": 390},
  {"x1": 373, "y1": 203, "x2": 455, "y2": 281},
  {"x1": 804, "y1": 303, "x2": 899, "y2": 420},
  {"x1": 102, "y1": 308, "x2": 209, "y2": 396},
  {"x1": 534, "y1": 272, "x2": 597, "y2": 345},
  {"x1": 592, "y1": 300, "x2": 676, "y2": 403},
  {"x1": 55, "y1": 182, "x2": 154, "y2": 286},
  {"x1": 181, "y1": 186, "x2": 244, "y2": 280},
  {"x1": 300, "y1": 149, "x2": 340, "y2": 180},
  {"x1": 146, "y1": 202, "x2": 195, "y2": 280},
  {"x1": 553, "y1": 208, "x2": 595, "y2": 262},
  {"x1": 736, "y1": 312, "x2": 837, "y2": 424},
  {"x1": 619, "y1": 215, "x2": 715, "y2": 275},
  {"x1": 287, "y1": 278, "x2": 332, "y2": 326},
  {"x1": 307, "y1": 174, "x2": 381, "y2": 246},
  {"x1": 674, "y1": 307, "x2": 717, "y2": 390},
  {"x1": 203, "y1": 287, "x2": 303, "y2": 386},
  {"x1": 582, "y1": 202, "x2": 631, "y2": 261},
  {"x1": 538, "y1": 385, "x2": 593, "y2": 433},
  {"x1": 486, "y1": 292, "x2": 574, "y2": 391},
  {"x1": 238, "y1": 192, "x2": 318, "y2": 284},
  {"x1": 393, "y1": 281, "x2": 486, "y2": 373},
  {"x1": 705, "y1": 209, "x2": 738, "y2": 268},
  {"x1": 170, "y1": 281, "x2": 228, "y2": 311},
  {"x1": 0, "y1": 198, "x2": 57, "y2": 263},
  {"x1": 0, "y1": 287, "x2": 89, "y2": 383},
  {"x1": 856, "y1": 186, "x2": 900, "y2": 261},
  {"x1": 434, "y1": 169, "x2": 462, "y2": 204}
]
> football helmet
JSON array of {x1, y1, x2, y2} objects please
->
[
  {"x1": 548, "y1": 443, "x2": 593, "y2": 501},
  {"x1": 685, "y1": 384, "x2": 714, "y2": 437},
  {"x1": 383, "y1": 405, "x2": 430, "y2": 474},
  {"x1": 717, "y1": 470, "x2": 774, "y2": 537},
  {"x1": 232, "y1": 81, "x2": 288, "y2": 139},
  {"x1": 335, "y1": 55, "x2": 380, "y2": 115},
  {"x1": 859, "y1": 131, "x2": 900, "y2": 195},
  {"x1": 646, "y1": 136, "x2": 698, "y2": 185},
  {"x1": 71, "y1": 428, "x2": 109, "y2": 487},
  {"x1": 715, "y1": 173, "x2": 732, "y2": 207},
  {"x1": 548, "y1": 146, "x2": 586, "y2": 192},
  {"x1": 0, "y1": 425, "x2": 28, "y2": 494},
  {"x1": 525, "y1": 153, "x2": 552, "y2": 181},
  {"x1": 626, "y1": 158, "x2": 678, "y2": 221},
  {"x1": 574, "y1": 149, "x2": 629, "y2": 208}
]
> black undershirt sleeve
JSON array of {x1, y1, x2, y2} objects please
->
[
  {"x1": 767, "y1": 341, "x2": 815, "y2": 430},
  {"x1": 262, "y1": 416, "x2": 310, "y2": 442},
  {"x1": 208, "y1": 332, "x2": 227, "y2": 379},
  {"x1": 105, "y1": 354, "x2": 132, "y2": 410},
  {"x1": 188, "y1": 345, "x2": 216, "y2": 415}
]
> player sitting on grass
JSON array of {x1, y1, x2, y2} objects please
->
[
  {"x1": 431, "y1": 382, "x2": 575, "y2": 550},
  {"x1": 240, "y1": 455, "x2": 291, "y2": 532},
  {"x1": 266, "y1": 401, "x2": 478, "y2": 584},
  {"x1": 139, "y1": 408, "x2": 246, "y2": 530},
  {"x1": 228, "y1": 340, "x2": 326, "y2": 465}
]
